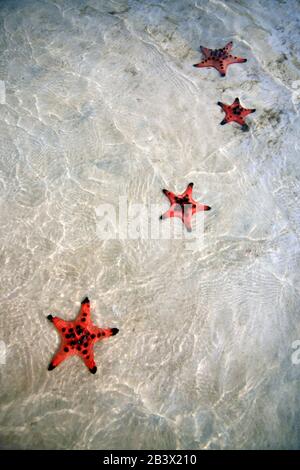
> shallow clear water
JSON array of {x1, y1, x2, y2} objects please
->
[{"x1": 0, "y1": 0, "x2": 300, "y2": 450}]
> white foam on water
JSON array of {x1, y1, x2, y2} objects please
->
[{"x1": 0, "y1": 0, "x2": 300, "y2": 450}]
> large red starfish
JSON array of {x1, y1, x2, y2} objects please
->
[
  {"x1": 47, "y1": 297, "x2": 119, "y2": 374},
  {"x1": 193, "y1": 41, "x2": 247, "y2": 77},
  {"x1": 160, "y1": 182, "x2": 211, "y2": 232},
  {"x1": 217, "y1": 97, "x2": 256, "y2": 131}
]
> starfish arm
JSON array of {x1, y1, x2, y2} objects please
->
[
  {"x1": 217, "y1": 60, "x2": 228, "y2": 76},
  {"x1": 212, "y1": 59, "x2": 228, "y2": 77},
  {"x1": 232, "y1": 115, "x2": 247, "y2": 126},
  {"x1": 193, "y1": 60, "x2": 204, "y2": 68},
  {"x1": 224, "y1": 41, "x2": 233, "y2": 52},
  {"x1": 200, "y1": 45, "x2": 211, "y2": 57},
  {"x1": 47, "y1": 315, "x2": 70, "y2": 333},
  {"x1": 242, "y1": 108, "x2": 256, "y2": 117},
  {"x1": 76, "y1": 297, "x2": 92, "y2": 326},
  {"x1": 193, "y1": 59, "x2": 215, "y2": 69},
  {"x1": 162, "y1": 188, "x2": 176, "y2": 204},
  {"x1": 217, "y1": 101, "x2": 230, "y2": 112},
  {"x1": 160, "y1": 205, "x2": 182, "y2": 220},
  {"x1": 48, "y1": 345, "x2": 74, "y2": 371},
  {"x1": 80, "y1": 297, "x2": 90, "y2": 314},
  {"x1": 194, "y1": 202, "x2": 211, "y2": 213},
  {"x1": 182, "y1": 206, "x2": 193, "y2": 232},
  {"x1": 193, "y1": 58, "x2": 227, "y2": 76},
  {"x1": 80, "y1": 347, "x2": 97, "y2": 374},
  {"x1": 90, "y1": 327, "x2": 117, "y2": 341},
  {"x1": 227, "y1": 54, "x2": 247, "y2": 64},
  {"x1": 98, "y1": 327, "x2": 118, "y2": 338},
  {"x1": 79, "y1": 327, "x2": 119, "y2": 373},
  {"x1": 220, "y1": 117, "x2": 229, "y2": 125},
  {"x1": 183, "y1": 219, "x2": 192, "y2": 232},
  {"x1": 182, "y1": 182, "x2": 194, "y2": 197}
]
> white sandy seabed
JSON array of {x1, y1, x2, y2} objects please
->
[{"x1": 0, "y1": 0, "x2": 300, "y2": 450}]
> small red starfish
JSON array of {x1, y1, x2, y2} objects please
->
[
  {"x1": 160, "y1": 182, "x2": 211, "y2": 232},
  {"x1": 47, "y1": 297, "x2": 119, "y2": 374},
  {"x1": 193, "y1": 41, "x2": 247, "y2": 77},
  {"x1": 217, "y1": 97, "x2": 256, "y2": 131}
]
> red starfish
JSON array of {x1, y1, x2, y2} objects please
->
[
  {"x1": 193, "y1": 41, "x2": 247, "y2": 77},
  {"x1": 217, "y1": 97, "x2": 256, "y2": 131},
  {"x1": 47, "y1": 297, "x2": 119, "y2": 374},
  {"x1": 160, "y1": 182, "x2": 211, "y2": 232}
]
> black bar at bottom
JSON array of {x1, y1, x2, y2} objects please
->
[{"x1": 0, "y1": 449, "x2": 299, "y2": 467}]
